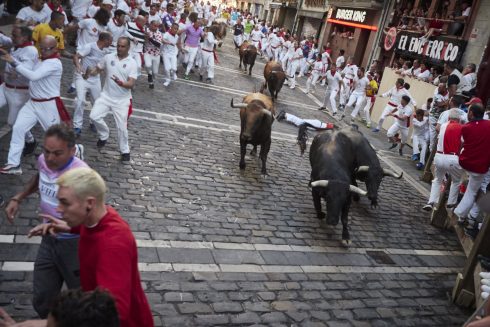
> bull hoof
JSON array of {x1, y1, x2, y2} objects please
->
[
  {"x1": 326, "y1": 218, "x2": 338, "y2": 226},
  {"x1": 248, "y1": 72, "x2": 252, "y2": 76},
  {"x1": 316, "y1": 212, "x2": 325, "y2": 220},
  {"x1": 341, "y1": 239, "x2": 352, "y2": 247},
  {"x1": 239, "y1": 162, "x2": 246, "y2": 170}
]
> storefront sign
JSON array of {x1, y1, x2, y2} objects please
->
[
  {"x1": 395, "y1": 32, "x2": 467, "y2": 66},
  {"x1": 335, "y1": 9, "x2": 366, "y2": 23}
]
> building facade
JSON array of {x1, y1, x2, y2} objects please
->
[{"x1": 294, "y1": 0, "x2": 327, "y2": 40}]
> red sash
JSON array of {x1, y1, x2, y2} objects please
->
[{"x1": 31, "y1": 97, "x2": 72, "y2": 126}]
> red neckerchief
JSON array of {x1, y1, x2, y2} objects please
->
[
  {"x1": 47, "y1": 2, "x2": 64, "y2": 12},
  {"x1": 136, "y1": 22, "x2": 144, "y2": 31},
  {"x1": 420, "y1": 68, "x2": 427, "y2": 73},
  {"x1": 15, "y1": 41, "x2": 33, "y2": 50},
  {"x1": 330, "y1": 70, "x2": 336, "y2": 76},
  {"x1": 440, "y1": 90, "x2": 448, "y2": 96},
  {"x1": 42, "y1": 52, "x2": 61, "y2": 60},
  {"x1": 112, "y1": 18, "x2": 122, "y2": 27},
  {"x1": 179, "y1": 18, "x2": 186, "y2": 24},
  {"x1": 169, "y1": 30, "x2": 176, "y2": 36}
]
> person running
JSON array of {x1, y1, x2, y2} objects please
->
[
  {"x1": 144, "y1": 19, "x2": 163, "y2": 89},
  {"x1": 4, "y1": 124, "x2": 88, "y2": 318},
  {"x1": 72, "y1": 32, "x2": 113, "y2": 136},
  {"x1": 232, "y1": 18, "x2": 244, "y2": 49},
  {"x1": 162, "y1": 23, "x2": 180, "y2": 86},
  {"x1": 28, "y1": 167, "x2": 154, "y2": 327},
  {"x1": 89, "y1": 36, "x2": 138, "y2": 162},
  {"x1": 199, "y1": 25, "x2": 218, "y2": 84},
  {"x1": 304, "y1": 56, "x2": 323, "y2": 94},
  {"x1": 180, "y1": 13, "x2": 204, "y2": 80},
  {"x1": 346, "y1": 67, "x2": 369, "y2": 120},
  {"x1": 0, "y1": 36, "x2": 71, "y2": 175},
  {"x1": 319, "y1": 63, "x2": 344, "y2": 116},
  {"x1": 286, "y1": 41, "x2": 303, "y2": 90},
  {"x1": 386, "y1": 95, "x2": 413, "y2": 156}
]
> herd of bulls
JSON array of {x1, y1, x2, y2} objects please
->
[{"x1": 230, "y1": 60, "x2": 402, "y2": 246}]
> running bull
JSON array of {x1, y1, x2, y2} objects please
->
[
  {"x1": 239, "y1": 41, "x2": 257, "y2": 75},
  {"x1": 209, "y1": 22, "x2": 227, "y2": 47},
  {"x1": 260, "y1": 61, "x2": 286, "y2": 100},
  {"x1": 309, "y1": 127, "x2": 402, "y2": 245},
  {"x1": 231, "y1": 93, "x2": 275, "y2": 176}
]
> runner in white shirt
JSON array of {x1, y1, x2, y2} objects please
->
[
  {"x1": 200, "y1": 26, "x2": 218, "y2": 84},
  {"x1": 162, "y1": 23, "x2": 180, "y2": 86},
  {"x1": 347, "y1": 67, "x2": 369, "y2": 120},
  {"x1": 116, "y1": 0, "x2": 131, "y2": 15},
  {"x1": 411, "y1": 108, "x2": 429, "y2": 169},
  {"x1": 280, "y1": 36, "x2": 292, "y2": 70},
  {"x1": 70, "y1": 0, "x2": 93, "y2": 21},
  {"x1": 107, "y1": 9, "x2": 128, "y2": 49},
  {"x1": 335, "y1": 49, "x2": 345, "y2": 69},
  {"x1": 148, "y1": 4, "x2": 162, "y2": 25},
  {"x1": 386, "y1": 95, "x2": 413, "y2": 156},
  {"x1": 269, "y1": 32, "x2": 282, "y2": 62},
  {"x1": 16, "y1": 0, "x2": 51, "y2": 27},
  {"x1": 89, "y1": 37, "x2": 138, "y2": 162},
  {"x1": 144, "y1": 19, "x2": 163, "y2": 89},
  {"x1": 0, "y1": 26, "x2": 39, "y2": 157},
  {"x1": 72, "y1": 33, "x2": 112, "y2": 135},
  {"x1": 320, "y1": 63, "x2": 344, "y2": 115},
  {"x1": 0, "y1": 36, "x2": 66, "y2": 175},
  {"x1": 76, "y1": 12, "x2": 110, "y2": 49},
  {"x1": 249, "y1": 25, "x2": 263, "y2": 49},
  {"x1": 287, "y1": 42, "x2": 303, "y2": 89},
  {"x1": 304, "y1": 56, "x2": 323, "y2": 94},
  {"x1": 374, "y1": 78, "x2": 416, "y2": 132},
  {"x1": 339, "y1": 56, "x2": 358, "y2": 108}
]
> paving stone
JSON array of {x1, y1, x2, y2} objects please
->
[
  {"x1": 212, "y1": 302, "x2": 244, "y2": 313},
  {"x1": 231, "y1": 312, "x2": 261, "y2": 324},
  {"x1": 177, "y1": 303, "x2": 212, "y2": 314},
  {"x1": 194, "y1": 314, "x2": 229, "y2": 326},
  {"x1": 163, "y1": 292, "x2": 194, "y2": 302},
  {"x1": 261, "y1": 312, "x2": 288, "y2": 324}
]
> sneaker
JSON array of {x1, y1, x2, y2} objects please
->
[
  {"x1": 205, "y1": 78, "x2": 213, "y2": 84},
  {"x1": 388, "y1": 143, "x2": 398, "y2": 150},
  {"x1": 163, "y1": 80, "x2": 170, "y2": 87},
  {"x1": 22, "y1": 140, "x2": 37, "y2": 156},
  {"x1": 422, "y1": 203, "x2": 434, "y2": 211},
  {"x1": 304, "y1": 90, "x2": 309, "y2": 94},
  {"x1": 121, "y1": 153, "x2": 130, "y2": 162},
  {"x1": 372, "y1": 128, "x2": 380, "y2": 132},
  {"x1": 332, "y1": 112, "x2": 337, "y2": 116},
  {"x1": 366, "y1": 122, "x2": 371, "y2": 128},
  {"x1": 172, "y1": 72, "x2": 177, "y2": 80},
  {"x1": 74, "y1": 128, "x2": 82, "y2": 137},
  {"x1": 416, "y1": 162, "x2": 424, "y2": 170},
  {"x1": 67, "y1": 86, "x2": 76, "y2": 94},
  {"x1": 464, "y1": 225, "x2": 479, "y2": 239},
  {"x1": 411, "y1": 154, "x2": 420, "y2": 161},
  {"x1": 0, "y1": 164, "x2": 22, "y2": 175},
  {"x1": 399, "y1": 148, "x2": 403, "y2": 156},
  {"x1": 149, "y1": 83, "x2": 154, "y2": 89},
  {"x1": 148, "y1": 74, "x2": 153, "y2": 83},
  {"x1": 284, "y1": 80, "x2": 289, "y2": 86},
  {"x1": 276, "y1": 110, "x2": 286, "y2": 122},
  {"x1": 457, "y1": 218, "x2": 468, "y2": 227},
  {"x1": 89, "y1": 123, "x2": 97, "y2": 133},
  {"x1": 75, "y1": 144, "x2": 84, "y2": 160},
  {"x1": 289, "y1": 85, "x2": 295, "y2": 89},
  {"x1": 184, "y1": 75, "x2": 190, "y2": 80},
  {"x1": 318, "y1": 106, "x2": 326, "y2": 111},
  {"x1": 340, "y1": 113, "x2": 345, "y2": 120},
  {"x1": 97, "y1": 139, "x2": 107, "y2": 148},
  {"x1": 199, "y1": 75, "x2": 203, "y2": 81}
]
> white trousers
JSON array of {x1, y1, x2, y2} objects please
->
[
  {"x1": 74, "y1": 76, "x2": 101, "y2": 129},
  {"x1": 305, "y1": 72, "x2": 321, "y2": 93},
  {"x1": 0, "y1": 85, "x2": 34, "y2": 142},
  {"x1": 144, "y1": 53, "x2": 160, "y2": 76},
  {"x1": 281, "y1": 54, "x2": 290, "y2": 71},
  {"x1": 339, "y1": 78, "x2": 352, "y2": 106},
  {"x1": 377, "y1": 104, "x2": 397, "y2": 128},
  {"x1": 7, "y1": 100, "x2": 60, "y2": 166},
  {"x1": 251, "y1": 40, "x2": 260, "y2": 48},
  {"x1": 273, "y1": 47, "x2": 281, "y2": 62},
  {"x1": 387, "y1": 124, "x2": 409, "y2": 143},
  {"x1": 131, "y1": 51, "x2": 143, "y2": 77},
  {"x1": 428, "y1": 153, "x2": 463, "y2": 206},
  {"x1": 363, "y1": 96, "x2": 374, "y2": 123},
  {"x1": 200, "y1": 50, "x2": 214, "y2": 79},
  {"x1": 287, "y1": 60, "x2": 300, "y2": 87},
  {"x1": 184, "y1": 46, "x2": 199, "y2": 75},
  {"x1": 412, "y1": 134, "x2": 428, "y2": 164},
  {"x1": 162, "y1": 53, "x2": 178, "y2": 83},
  {"x1": 243, "y1": 33, "x2": 250, "y2": 41},
  {"x1": 347, "y1": 93, "x2": 366, "y2": 118},
  {"x1": 286, "y1": 113, "x2": 325, "y2": 129},
  {"x1": 428, "y1": 116, "x2": 438, "y2": 150},
  {"x1": 468, "y1": 169, "x2": 490, "y2": 219},
  {"x1": 89, "y1": 93, "x2": 131, "y2": 154},
  {"x1": 233, "y1": 35, "x2": 243, "y2": 47},
  {"x1": 454, "y1": 171, "x2": 486, "y2": 218},
  {"x1": 323, "y1": 88, "x2": 339, "y2": 113}
]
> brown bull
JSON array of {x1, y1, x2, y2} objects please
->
[
  {"x1": 239, "y1": 41, "x2": 257, "y2": 75},
  {"x1": 231, "y1": 93, "x2": 275, "y2": 176},
  {"x1": 209, "y1": 22, "x2": 227, "y2": 47},
  {"x1": 261, "y1": 61, "x2": 286, "y2": 100}
]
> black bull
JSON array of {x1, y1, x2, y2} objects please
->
[
  {"x1": 309, "y1": 127, "x2": 402, "y2": 245},
  {"x1": 239, "y1": 42, "x2": 257, "y2": 75}
]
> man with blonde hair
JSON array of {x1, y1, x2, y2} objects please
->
[{"x1": 28, "y1": 167, "x2": 154, "y2": 327}]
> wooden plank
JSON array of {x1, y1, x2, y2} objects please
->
[{"x1": 430, "y1": 177, "x2": 450, "y2": 228}]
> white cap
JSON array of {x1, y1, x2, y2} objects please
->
[{"x1": 102, "y1": 0, "x2": 114, "y2": 5}]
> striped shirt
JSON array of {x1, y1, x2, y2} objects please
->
[{"x1": 127, "y1": 22, "x2": 146, "y2": 53}]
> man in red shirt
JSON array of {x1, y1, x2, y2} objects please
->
[
  {"x1": 28, "y1": 167, "x2": 154, "y2": 327},
  {"x1": 423, "y1": 109, "x2": 464, "y2": 211},
  {"x1": 454, "y1": 103, "x2": 490, "y2": 221}
]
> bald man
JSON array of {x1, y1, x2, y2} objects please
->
[{"x1": 0, "y1": 36, "x2": 71, "y2": 175}]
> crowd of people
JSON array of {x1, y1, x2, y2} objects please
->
[{"x1": 0, "y1": 0, "x2": 489, "y2": 325}]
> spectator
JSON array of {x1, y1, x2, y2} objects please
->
[
  {"x1": 449, "y1": 1, "x2": 471, "y2": 36},
  {"x1": 445, "y1": 62, "x2": 466, "y2": 97},
  {"x1": 436, "y1": 95, "x2": 468, "y2": 131},
  {"x1": 416, "y1": 62, "x2": 431, "y2": 81},
  {"x1": 453, "y1": 103, "x2": 490, "y2": 223},
  {"x1": 412, "y1": 108, "x2": 429, "y2": 169},
  {"x1": 0, "y1": 288, "x2": 119, "y2": 327},
  {"x1": 15, "y1": 0, "x2": 51, "y2": 27},
  {"x1": 462, "y1": 63, "x2": 477, "y2": 91},
  {"x1": 28, "y1": 167, "x2": 154, "y2": 327},
  {"x1": 428, "y1": 82, "x2": 450, "y2": 150}
]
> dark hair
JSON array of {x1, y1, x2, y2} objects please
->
[
  {"x1": 415, "y1": 109, "x2": 425, "y2": 116},
  {"x1": 45, "y1": 124, "x2": 76, "y2": 148},
  {"x1": 401, "y1": 95, "x2": 411, "y2": 104},
  {"x1": 427, "y1": 97, "x2": 433, "y2": 103},
  {"x1": 189, "y1": 12, "x2": 198, "y2": 22},
  {"x1": 451, "y1": 95, "x2": 465, "y2": 107},
  {"x1": 469, "y1": 103, "x2": 485, "y2": 119},
  {"x1": 94, "y1": 8, "x2": 110, "y2": 26},
  {"x1": 396, "y1": 78, "x2": 404, "y2": 86},
  {"x1": 359, "y1": 67, "x2": 365, "y2": 74},
  {"x1": 404, "y1": 82, "x2": 410, "y2": 90},
  {"x1": 50, "y1": 289, "x2": 119, "y2": 327},
  {"x1": 14, "y1": 26, "x2": 32, "y2": 41},
  {"x1": 340, "y1": 49, "x2": 345, "y2": 55},
  {"x1": 50, "y1": 10, "x2": 64, "y2": 21},
  {"x1": 114, "y1": 9, "x2": 126, "y2": 17},
  {"x1": 467, "y1": 63, "x2": 476, "y2": 72},
  {"x1": 98, "y1": 32, "x2": 112, "y2": 41}
]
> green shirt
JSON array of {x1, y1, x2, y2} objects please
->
[{"x1": 244, "y1": 21, "x2": 254, "y2": 34}]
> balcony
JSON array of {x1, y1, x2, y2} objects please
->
[{"x1": 303, "y1": 0, "x2": 326, "y2": 9}]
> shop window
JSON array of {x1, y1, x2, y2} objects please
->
[{"x1": 332, "y1": 25, "x2": 355, "y2": 39}]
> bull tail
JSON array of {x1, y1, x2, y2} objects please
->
[{"x1": 297, "y1": 123, "x2": 310, "y2": 156}]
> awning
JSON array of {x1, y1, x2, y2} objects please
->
[{"x1": 327, "y1": 18, "x2": 378, "y2": 31}]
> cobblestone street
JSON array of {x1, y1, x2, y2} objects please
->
[{"x1": 0, "y1": 37, "x2": 471, "y2": 326}]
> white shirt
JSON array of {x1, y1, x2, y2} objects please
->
[
  {"x1": 202, "y1": 31, "x2": 217, "y2": 51},
  {"x1": 162, "y1": 31, "x2": 179, "y2": 56},
  {"x1": 394, "y1": 104, "x2": 413, "y2": 128},
  {"x1": 4, "y1": 45, "x2": 39, "y2": 87},
  {"x1": 416, "y1": 69, "x2": 430, "y2": 81},
  {"x1": 15, "y1": 58, "x2": 62, "y2": 99},
  {"x1": 250, "y1": 30, "x2": 263, "y2": 42},
  {"x1": 70, "y1": 0, "x2": 92, "y2": 19},
  {"x1": 87, "y1": 4, "x2": 100, "y2": 18},
  {"x1": 336, "y1": 55, "x2": 345, "y2": 68},
  {"x1": 463, "y1": 72, "x2": 477, "y2": 90},
  {"x1": 269, "y1": 34, "x2": 281, "y2": 48},
  {"x1": 16, "y1": 6, "x2": 51, "y2": 25},
  {"x1": 78, "y1": 18, "x2": 107, "y2": 48},
  {"x1": 326, "y1": 70, "x2": 342, "y2": 90},
  {"x1": 116, "y1": 0, "x2": 131, "y2": 14},
  {"x1": 321, "y1": 51, "x2": 330, "y2": 65},
  {"x1": 342, "y1": 64, "x2": 358, "y2": 80},
  {"x1": 77, "y1": 42, "x2": 107, "y2": 79},
  {"x1": 98, "y1": 52, "x2": 138, "y2": 99},
  {"x1": 290, "y1": 48, "x2": 303, "y2": 61},
  {"x1": 311, "y1": 61, "x2": 324, "y2": 74},
  {"x1": 382, "y1": 86, "x2": 417, "y2": 107},
  {"x1": 412, "y1": 116, "x2": 429, "y2": 136},
  {"x1": 148, "y1": 13, "x2": 162, "y2": 24},
  {"x1": 107, "y1": 19, "x2": 128, "y2": 47},
  {"x1": 437, "y1": 108, "x2": 468, "y2": 125},
  {"x1": 282, "y1": 40, "x2": 292, "y2": 55},
  {"x1": 352, "y1": 76, "x2": 369, "y2": 95}
]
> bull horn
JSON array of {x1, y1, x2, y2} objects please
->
[
  {"x1": 355, "y1": 166, "x2": 369, "y2": 173},
  {"x1": 349, "y1": 185, "x2": 368, "y2": 196},
  {"x1": 230, "y1": 98, "x2": 247, "y2": 109},
  {"x1": 261, "y1": 108, "x2": 272, "y2": 117},
  {"x1": 383, "y1": 168, "x2": 403, "y2": 179},
  {"x1": 311, "y1": 180, "x2": 329, "y2": 188}
]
